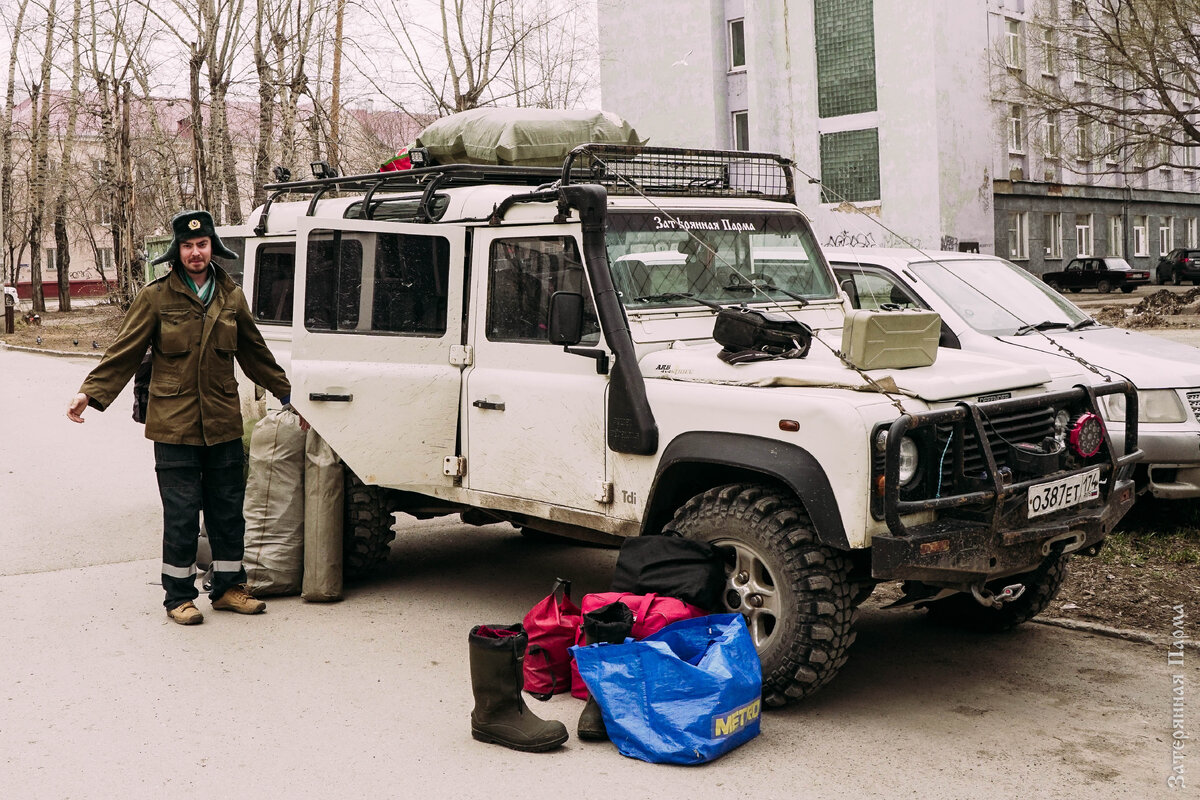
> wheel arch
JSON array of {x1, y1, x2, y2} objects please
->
[{"x1": 643, "y1": 432, "x2": 850, "y2": 550}]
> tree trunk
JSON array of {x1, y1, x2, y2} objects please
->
[
  {"x1": 329, "y1": 0, "x2": 346, "y2": 173},
  {"x1": 55, "y1": 0, "x2": 84, "y2": 312},
  {"x1": 1, "y1": 0, "x2": 31, "y2": 286},
  {"x1": 189, "y1": 45, "x2": 212, "y2": 212}
]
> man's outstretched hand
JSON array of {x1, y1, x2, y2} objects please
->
[{"x1": 67, "y1": 393, "x2": 89, "y2": 423}]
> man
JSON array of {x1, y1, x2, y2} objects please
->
[{"x1": 67, "y1": 210, "x2": 297, "y2": 625}]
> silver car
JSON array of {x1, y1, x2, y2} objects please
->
[{"x1": 829, "y1": 247, "x2": 1200, "y2": 500}]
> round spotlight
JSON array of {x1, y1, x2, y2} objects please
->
[
  {"x1": 897, "y1": 436, "x2": 920, "y2": 486},
  {"x1": 1068, "y1": 412, "x2": 1104, "y2": 458}
]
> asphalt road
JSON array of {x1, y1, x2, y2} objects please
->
[{"x1": 0, "y1": 348, "x2": 1193, "y2": 799}]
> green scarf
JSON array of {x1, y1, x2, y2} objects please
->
[{"x1": 182, "y1": 267, "x2": 216, "y2": 307}]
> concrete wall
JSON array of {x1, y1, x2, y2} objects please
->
[{"x1": 597, "y1": 0, "x2": 728, "y2": 148}]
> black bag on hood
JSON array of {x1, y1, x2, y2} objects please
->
[{"x1": 610, "y1": 536, "x2": 729, "y2": 612}]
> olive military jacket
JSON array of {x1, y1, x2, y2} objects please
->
[{"x1": 80, "y1": 265, "x2": 290, "y2": 445}]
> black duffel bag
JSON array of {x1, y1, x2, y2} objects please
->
[
  {"x1": 713, "y1": 306, "x2": 812, "y2": 364},
  {"x1": 610, "y1": 536, "x2": 730, "y2": 612}
]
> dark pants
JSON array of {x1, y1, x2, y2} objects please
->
[{"x1": 154, "y1": 439, "x2": 246, "y2": 609}]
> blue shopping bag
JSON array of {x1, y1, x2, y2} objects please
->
[{"x1": 572, "y1": 613, "x2": 762, "y2": 765}]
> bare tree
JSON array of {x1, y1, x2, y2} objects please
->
[
  {"x1": 53, "y1": 0, "x2": 83, "y2": 312},
  {"x1": 358, "y1": 0, "x2": 598, "y2": 116},
  {"x1": 1, "y1": 0, "x2": 32, "y2": 287},
  {"x1": 999, "y1": 0, "x2": 1200, "y2": 175},
  {"x1": 27, "y1": 0, "x2": 59, "y2": 314},
  {"x1": 141, "y1": 0, "x2": 248, "y2": 223}
]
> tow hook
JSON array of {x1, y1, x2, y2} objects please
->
[{"x1": 971, "y1": 582, "x2": 1026, "y2": 609}]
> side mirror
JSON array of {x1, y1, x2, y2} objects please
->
[{"x1": 548, "y1": 291, "x2": 584, "y2": 346}]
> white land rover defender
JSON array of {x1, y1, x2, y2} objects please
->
[{"x1": 220, "y1": 145, "x2": 1140, "y2": 705}]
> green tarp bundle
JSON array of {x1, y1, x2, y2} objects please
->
[{"x1": 414, "y1": 108, "x2": 645, "y2": 167}]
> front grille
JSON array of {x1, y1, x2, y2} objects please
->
[
  {"x1": 1188, "y1": 391, "x2": 1200, "y2": 424},
  {"x1": 934, "y1": 406, "x2": 1057, "y2": 482}
]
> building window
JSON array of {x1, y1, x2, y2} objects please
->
[
  {"x1": 1075, "y1": 214, "x2": 1093, "y2": 257},
  {"x1": 728, "y1": 18, "x2": 746, "y2": 71},
  {"x1": 732, "y1": 111, "x2": 749, "y2": 151},
  {"x1": 1109, "y1": 216, "x2": 1124, "y2": 257},
  {"x1": 1045, "y1": 112, "x2": 1060, "y2": 157},
  {"x1": 1133, "y1": 215, "x2": 1148, "y2": 256},
  {"x1": 819, "y1": 128, "x2": 881, "y2": 203},
  {"x1": 96, "y1": 204, "x2": 112, "y2": 225},
  {"x1": 1075, "y1": 115, "x2": 1090, "y2": 161},
  {"x1": 1160, "y1": 216, "x2": 1174, "y2": 255},
  {"x1": 1185, "y1": 145, "x2": 1199, "y2": 169},
  {"x1": 1188, "y1": 217, "x2": 1198, "y2": 248},
  {"x1": 1008, "y1": 211, "x2": 1029, "y2": 260},
  {"x1": 1071, "y1": 0, "x2": 1085, "y2": 19},
  {"x1": 1045, "y1": 213, "x2": 1063, "y2": 258},
  {"x1": 1073, "y1": 36, "x2": 1087, "y2": 83},
  {"x1": 1005, "y1": 19, "x2": 1023, "y2": 69},
  {"x1": 814, "y1": 0, "x2": 877, "y2": 118},
  {"x1": 44, "y1": 247, "x2": 56, "y2": 271},
  {"x1": 1041, "y1": 28, "x2": 1056, "y2": 75},
  {"x1": 97, "y1": 247, "x2": 114, "y2": 273},
  {"x1": 1104, "y1": 122, "x2": 1119, "y2": 165},
  {"x1": 1009, "y1": 105, "x2": 1024, "y2": 153}
]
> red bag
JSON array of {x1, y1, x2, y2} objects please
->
[
  {"x1": 570, "y1": 592, "x2": 709, "y2": 699},
  {"x1": 521, "y1": 579, "x2": 582, "y2": 700}
]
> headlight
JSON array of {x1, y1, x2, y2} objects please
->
[
  {"x1": 875, "y1": 431, "x2": 921, "y2": 486},
  {"x1": 1100, "y1": 390, "x2": 1187, "y2": 423},
  {"x1": 897, "y1": 436, "x2": 920, "y2": 485}
]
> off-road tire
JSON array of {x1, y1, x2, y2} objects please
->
[
  {"x1": 343, "y1": 470, "x2": 397, "y2": 578},
  {"x1": 668, "y1": 483, "x2": 856, "y2": 706},
  {"x1": 1097, "y1": 279, "x2": 1113, "y2": 294},
  {"x1": 923, "y1": 554, "x2": 1068, "y2": 632}
]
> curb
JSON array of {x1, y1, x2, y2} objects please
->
[
  {"x1": 1034, "y1": 616, "x2": 1197, "y2": 650},
  {"x1": 0, "y1": 341, "x2": 103, "y2": 359}
]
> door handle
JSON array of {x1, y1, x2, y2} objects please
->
[
  {"x1": 472, "y1": 398, "x2": 505, "y2": 411},
  {"x1": 309, "y1": 392, "x2": 353, "y2": 402}
]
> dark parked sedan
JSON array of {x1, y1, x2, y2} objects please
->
[
  {"x1": 1042, "y1": 257, "x2": 1151, "y2": 293},
  {"x1": 1154, "y1": 248, "x2": 1200, "y2": 285}
]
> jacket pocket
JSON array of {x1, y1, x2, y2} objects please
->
[
  {"x1": 159, "y1": 308, "x2": 195, "y2": 355},
  {"x1": 149, "y1": 378, "x2": 184, "y2": 397},
  {"x1": 213, "y1": 310, "x2": 238, "y2": 354}
]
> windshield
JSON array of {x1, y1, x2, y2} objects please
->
[
  {"x1": 605, "y1": 211, "x2": 836, "y2": 309},
  {"x1": 909, "y1": 258, "x2": 1089, "y2": 335}
]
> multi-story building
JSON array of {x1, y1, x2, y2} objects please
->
[{"x1": 597, "y1": 0, "x2": 1200, "y2": 275}]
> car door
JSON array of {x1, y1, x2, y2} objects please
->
[
  {"x1": 290, "y1": 217, "x2": 467, "y2": 488},
  {"x1": 461, "y1": 228, "x2": 610, "y2": 512}
]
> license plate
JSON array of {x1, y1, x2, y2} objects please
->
[{"x1": 1027, "y1": 468, "x2": 1101, "y2": 518}]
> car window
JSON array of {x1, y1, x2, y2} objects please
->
[
  {"x1": 909, "y1": 258, "x2": 1088, "y2": 335},
  {"x1": 834, "y1": 268, "x2": 921, "y2": 311},
  {"x1": 486, "y1": 236, "x2": 600, "y2": 344},
  {"x1": 1066, "y1": 261, "x2": 1082, "y2": 272}
]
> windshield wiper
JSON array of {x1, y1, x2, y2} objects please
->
[
  {"x1": 1067, "y1": 318, "x2": 1099, "y2": 331},
  {"x1": 1014, "y1": 320, "x2": 1071, "y2": 336},
  {"x1": 722, "y1": 281, "x2": 809, "y2": 306},
  {"x1": 633, "y1": 292, "x2": 724, "y2": 311}
]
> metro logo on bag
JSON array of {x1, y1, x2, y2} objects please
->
[{"x1": 712, "y1": 698, "x2": 761, "y2": 737}]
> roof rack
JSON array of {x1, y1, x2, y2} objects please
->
[
  {"x1": 252, "y1": 145, "x2": 796, "y2": 235},
  {"x1": 561, "y1": 144, "x2": 795, "y2": 204}
]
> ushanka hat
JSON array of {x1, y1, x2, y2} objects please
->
[{"x1": 151, "y1": 209, "x2": 238, "y2": 265}]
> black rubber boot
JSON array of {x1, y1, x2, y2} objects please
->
[
  {"x1": 577, "y1": 602, "x2": 635, "y2": 741},
  {"x1": 469, "y1": 623, "x2": 568, "y2": 752}
]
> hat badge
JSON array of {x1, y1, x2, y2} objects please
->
[{"x1": 187, "y1": 219, "x2": 201, "y2": 231}]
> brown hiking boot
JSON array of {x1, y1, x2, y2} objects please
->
[
  {"x1": 212, "y1": 585, "x2": 266, "y2": 615},
  {"x1": 167, "y1": 601, "x2": 203, "y2": 625}
]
